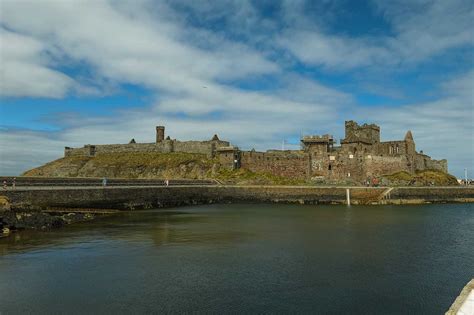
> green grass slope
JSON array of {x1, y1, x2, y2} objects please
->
[
  {"x1": 382, "y1": 170, "x2": 459, "y2": 186},
  {"x1": 22, "y1": 152, "x2": 307, "y2": 185}
]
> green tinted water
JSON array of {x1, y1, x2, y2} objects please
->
[{"x1": 1, "y1": 203, "x2": 473, "y2": 314}]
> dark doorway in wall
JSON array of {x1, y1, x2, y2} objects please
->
[{"x1": 328, "y1": 164, "x2": 332, "y2": 171}]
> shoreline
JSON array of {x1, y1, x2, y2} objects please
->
[
  {"x1": 1, "y1": 208, "x2": 119, "y2": 237},
  {"x1": 1, "y1": 185, "x2": 473, "y2": 237}
]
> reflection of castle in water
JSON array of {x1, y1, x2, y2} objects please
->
[{"x1": 64, "y1": 120, "x2": 447, "y2": 183}]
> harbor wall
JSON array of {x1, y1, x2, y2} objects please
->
[{"x1": 2, "y1": 186, "x2": 473, "y2": 211}]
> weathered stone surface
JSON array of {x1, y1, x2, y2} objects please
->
[
  {"x1": 2, "y1": 186, "x2": 473, "y2": 212},
  {"x1": 27, "y1": 121, "x2": 453, "y2": 185}
]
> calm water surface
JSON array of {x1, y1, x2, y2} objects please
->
[{"x1": 1, "y1": 203, "x2": 473, "y2": 314}]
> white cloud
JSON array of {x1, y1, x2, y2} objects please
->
[
  {"x1": 354, "y1": 71, "x2": 474, "y2": 176},
  {"x1": 0, "y1": 0, "x2": 278, "y2": 97},
  {"x1": 0, "y1": 0, "x2": 472, "y2": 178},
  {"x1": 0, "y1": 29, "x2": 73, "y2": 98},
  {"x1": 278, "y1": 0, "x2": 473, "y2": 69}
]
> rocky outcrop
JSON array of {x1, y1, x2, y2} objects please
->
[
  {"x1": 0, "y1": 196, "x2": 11, "y2": 212},
  {"x1": 1, "y1": 210, "x2": 96, "y2": 236}
]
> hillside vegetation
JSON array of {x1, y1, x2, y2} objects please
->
[
  {"x1": 23, "y1": 152, "x2": 216, "y2": 179},
  {"x1": 23, "y1": 152, "x2": 457, "y2": 186},
  {"x1": 23, "y1": 152, "x2": 306, "y2": 185},
  {"x1": 382, "y1": 170, "x2": 458, "y2": 186}
]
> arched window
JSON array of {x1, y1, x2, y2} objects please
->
[{"x1": 396, "y1": 145, "x2": 399, "y2": 154}]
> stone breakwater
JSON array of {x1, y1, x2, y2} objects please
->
[{"x1": 2, "y1": 186, "x2": 473, "y2": 211}]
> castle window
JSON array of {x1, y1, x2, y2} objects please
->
[
  {"x1": 396, "y1": 145, "x2": 399, "y2": 154},
  {"x1": 328, "y1": 164, "x2": 332, "y2": 171},
  {"x1": 389, "y1": 146, "x2": 393, "y2": 154},
  {"x1": 347, "y1": 172, "x2": 351, "y2": 177}
]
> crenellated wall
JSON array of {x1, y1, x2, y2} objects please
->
[{"x1": 62, "y1": 121, "x2": 449, "y2": 184}]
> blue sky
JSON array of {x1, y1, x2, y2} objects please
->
[{"x1": 0, "y1": 0, "x2": 473, "y2": 177}]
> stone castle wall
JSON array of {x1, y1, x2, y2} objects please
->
[
  {"x1": 63, "y1": 121, "x2": 449, "y2": 184},
  {"x1": 342, "y1": 121, "x2": 380, "y2": 144},
  {"x1": 65, "y1": 139, "x2": 230, "y2": 158},
  {"x1": 415, "y1": 154, "x2": 447, "y2": 172},
  {"x1": 239, "y1": 151, "x2": 309, "y2": 179}
]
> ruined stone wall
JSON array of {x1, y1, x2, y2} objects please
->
[
  {"x1": 93, "y1": 143, "x2": 168, "y2": 155},
  {"x1": 173, "y1": 140, "x2": 229, "y2": 157},
  {"x1": 364, "y1": 155, "x2": 409, "y2": 177},
  {"x1": 240, "y1": 151, "x2": 309, "y2": 179},
  {"x1": 377, "y1": 141, "x2": 408, "y2": 156},
  {"x1": 65, "y1": 146, "x2": 89, "y2": 157},
  {"x1": 415, "y1": 154, "x2": 448, "y2": 172},
  {"x1": 308, "y1": 151, "x2": 366, "y2": 182},
  {"x1": 339, "y1": 142, "x2": 375, "y2": 155},
  {"x1": 217, "y1": 148, "x2": 240, "y2": 169},
  {"x1": 343, "y1": 121, "x2": 380, "y2": 144},
  {"x1": 64, "y1": 140, "x2": 230, "y2": 157}
]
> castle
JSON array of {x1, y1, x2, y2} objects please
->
[{"x1": 64, "y1": 121, "x2": 447, "y2": 183}]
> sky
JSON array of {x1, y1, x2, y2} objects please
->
[{"x1": 0, "y1": 0, "x2": 473, "y2": 178}]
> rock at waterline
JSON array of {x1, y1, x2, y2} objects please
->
[{"x1": 0, "y1": 196, "x2": 11, "y2": 211}]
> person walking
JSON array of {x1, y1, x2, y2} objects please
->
[
  {"x1": 12, "y1": 177, "x2": 16, "y2": 190},
  {"x1": 102, "y1": 177, "x2": 107, "y2": 187},
  {"x1": 2, "y1": 180, "x2": 7, "y2": 190}
]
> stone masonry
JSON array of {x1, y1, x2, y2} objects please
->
[
  {"x1": 65, "y1": 126, "x2": 230, "y2": 158},
  {"x1": 65, "y1": 121, "x2": 448, "y2": 183},
  {"x1": 217, "y1": 120, "x2": 447, "y2": 183}
]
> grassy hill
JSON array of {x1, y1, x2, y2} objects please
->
[
  {"x1": 23, "y1": 152, "x2": 305, "y2": 185},
  {"x1": 23, "y1": 152, "x2": 458, "y2": 186},
  {"x1": 382, "y1": 170, "x2": 459, "y2": 186},
  {"x1": 23, "y1": 152, "x2": 216, "y2": 179}
]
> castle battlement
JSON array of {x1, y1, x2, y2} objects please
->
[{"x1": 64, "y1": 121, "x2": 448, "y2": 183}]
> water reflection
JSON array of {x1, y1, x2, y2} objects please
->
[{"x1": 0, "y1": 203, "x2": 473, "y2": 314}]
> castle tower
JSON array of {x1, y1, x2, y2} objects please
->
[
  {"x1": 404, "y1": 130, "x2": 416, "y2": 156},
  {"x1": 301, "y1": 134, "x2": 334, "y2": 154},
  {"x1": 341, "y1": 120, "x2": 380, "y2": 144},
  {"x1": 156, "y1": 126, "x2": 165, "y2": 142}
]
